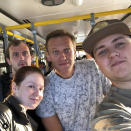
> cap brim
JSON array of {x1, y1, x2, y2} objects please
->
[{"x1": 82, "y1": 22, "x2": 131, "y2": 56}]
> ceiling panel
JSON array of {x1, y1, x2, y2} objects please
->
[{"x1": 0, "y1": 0, "x2": 130, "y2": 44}]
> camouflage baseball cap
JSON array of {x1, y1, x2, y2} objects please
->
[{"x1": 82, "y1": 19, "x2": 131, "y2": 57}]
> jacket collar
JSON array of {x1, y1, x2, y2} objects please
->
[{"x1": 3, "y1": 95, "x2": 30, "y2": 125}]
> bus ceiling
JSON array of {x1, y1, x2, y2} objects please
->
[{"x1": 0, "y1": 0, "x2": 130, "y2": 48}]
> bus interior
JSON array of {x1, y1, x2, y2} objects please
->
[{"x1": 0, "y1": 0, "x2": 131, "y2": 74}]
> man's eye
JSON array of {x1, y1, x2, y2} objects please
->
[
  {"x1": 64, "y1": 48, "x2": 70, "y2": 54},
  {"x1": 53, "y1": 50, "x2": 59, "y2": 55},
  {"x1": 22, "y1": 51, "x2": 29, "y2": 56},
  {"x1": 115, "y1": 42, "x2": 125, "y2": 49},
  {"x1": 97, "y1": 49, "x2": 107, "y2": 56},
  {"x1": 13, "y1": 52, "x2": 19, "y2": 57}
]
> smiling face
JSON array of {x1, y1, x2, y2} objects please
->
[
  {"x1": 13, "y1": 73, "x2": 44, "y2": 110},
  {"x1": 46, "y1": 36, "x2": 76, "y2": 78},
  {"x1": 94, "y1": 34, "x2": 131, "y2": 83},
  {"x1": 6, "y1": 42, "x2": 32, "y2": 74}
]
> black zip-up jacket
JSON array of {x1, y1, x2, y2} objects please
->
[
  {"x1": 0, "y1": 73, "x2": 45, "y2": 131},
  {"x1": 0, "y1": 95, "x2": 33, "y2": 131},
  {"x1": 0, "y1": 72, "x2": 12, "y2": 102}
]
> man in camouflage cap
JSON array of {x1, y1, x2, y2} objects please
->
[{"x1": 83, "y1": 19, "x2": 131, "y2": 131}]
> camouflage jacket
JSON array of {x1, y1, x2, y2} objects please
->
[{"x1": 92, "y1": 86, "x2": 131, "y2": 131}]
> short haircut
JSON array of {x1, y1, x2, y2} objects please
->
[
  {"x1": 6, "y1": 39, "x2": 32, "y2": 59},
  {"x1": 45, "y1": 30, "x2": 76, "y2": 51}
]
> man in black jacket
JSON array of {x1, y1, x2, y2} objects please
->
[{"x1": 0, "y1": 40, "x2": 32, "y2": 101}]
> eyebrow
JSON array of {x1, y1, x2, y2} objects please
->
[
  {"x1": 51, "y1": 48, "x2": 58, "y2": 50},
  {"x1": 94, "y1": 36, "x2": 125, "y2": 53},
  {"x1": 112, "y1": 36, "x2": 124, "y2": 43},
  {"x1": 94, "y1": 45, "x2": 105, "y2": 54}
]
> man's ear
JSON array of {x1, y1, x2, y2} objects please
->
[
  {"x1": 31, "y1": 55, "x2": 33, "y2": 62},
  {"x1": 74, "y1": 47, "x2": 76, "y2": 57},
  {"x1": 6, "y1": 58, "x2": 11, "y2": 65}
]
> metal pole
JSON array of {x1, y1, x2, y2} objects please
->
[
  {"x1": 31, "y1": 23, "x2": 39, "y2": 56},
  {"x1": 1, "y1": 26, "x2": 8, "y2": 51},
  {"x1": 1, "y1": 26, "x2": 10, "y2": 73},
  {"x1": 90, "y1": 13, "x2": 95, "y2": 27},
  {"x1": 31, "y1": 23, "x2": 40, "y2": 67}
]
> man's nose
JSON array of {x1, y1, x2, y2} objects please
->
[
  {"x1": 19, "y1": 53, "x2": 25, "y2": 59},
  {"x1": 60, "y1": 52, "x2": 66, "y2": 59},
  {"x1": 109, "y1": 50, "x2": 120, "y2": 58}
]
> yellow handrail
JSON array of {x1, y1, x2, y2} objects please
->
[
  {"x1": 7, "y1": 31, "x2": 34, "y2": 43},
  {"x1": 0, "y1": 8, "x2": 130, "y2": 32}
]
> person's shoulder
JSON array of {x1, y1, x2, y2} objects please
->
[
  {"x1": 0, "y1": 103, "x2": 11, "y2": 114},
  {"x1": 0, "y1": 72, "x2": 11, "y2": 81},
  {"x1": 46, "y1": 70, "x2": 55, "y2": 77},
  {"x1": 46, "y1": 70, "x2": 60, "y2": 81},
  {"x1": 92, "y1": 102, "x2": 131, "y2": 131},
  {"x1": 76, "y1": 58, "x2": 94, "y2": 63},
  {"x1": 0, "y1": 103, "x2": 13, "y2": 130},
  {"x1": 45, "y1": 71, "x2": 58, "y2": 87},
  {"x1": 92, "y1": 108, "x2": 131, "y2": 131},
  {"x1": 75, "y1": 59, "x2": 99, "y2": 72},
  {"x1": 0, "y1": 102, "x2": 8, "y2": 109},
  {"x1": 0, "y1": 102, "x2": 12, "y2": 121},
  {"x1": 76, "y1": 59, "x2": 96, "y2": 66}
]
